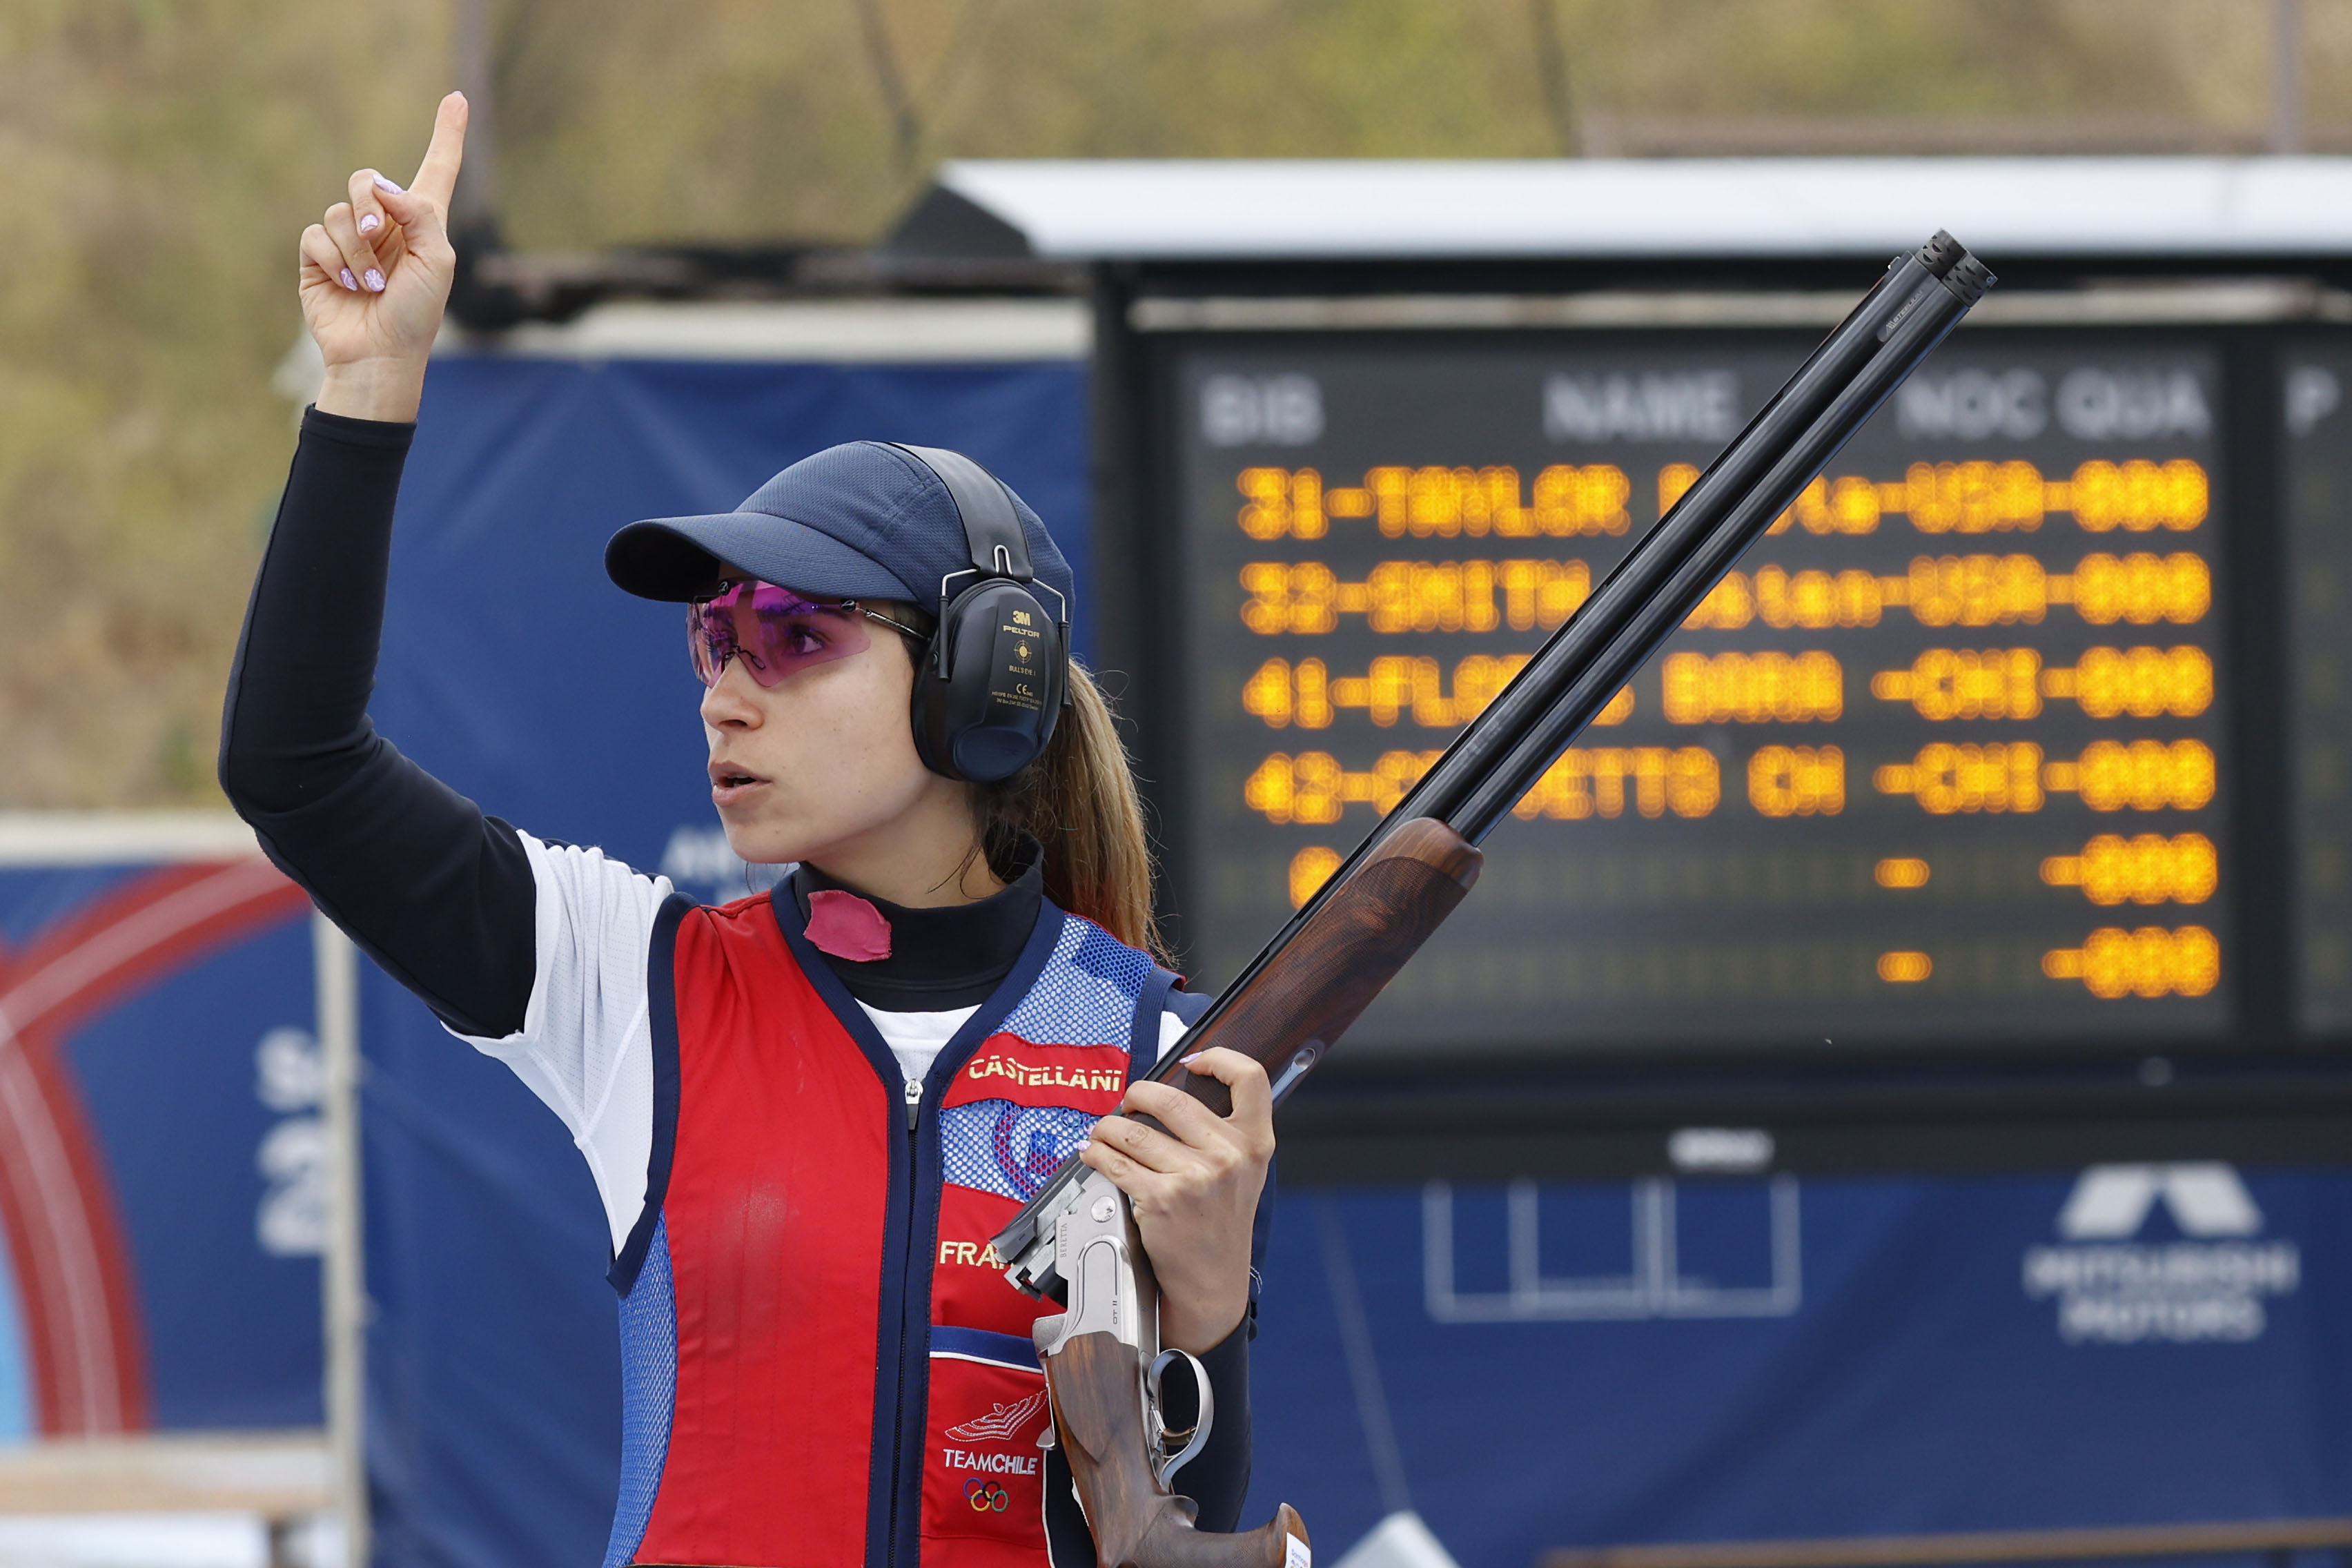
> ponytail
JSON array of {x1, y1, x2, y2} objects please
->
[
  {"x1": 870, "y1": 603, "x2": 1171, "y2": 963},
  {"x1": 979, "y1": 660, "x2": 1173, "y2": 966}
]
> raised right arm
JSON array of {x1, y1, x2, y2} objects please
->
[
  {"x1": 219, "y1": 406, "x2": 538, "y2": 1038},
  {"x1": 221, "y1": 98, "x2": 680, "y2": 1260},
  {"x1": 218, "y1": 92, "x2": 540, "y2": 1038}
]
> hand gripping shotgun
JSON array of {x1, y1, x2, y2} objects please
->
[{"x1": 992, "y1": 232, "x2": 1995, "y2": 1568}]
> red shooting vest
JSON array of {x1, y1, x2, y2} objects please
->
[{"x1": 600, "y1": 886, "x2": 1170, "y2": 1568}]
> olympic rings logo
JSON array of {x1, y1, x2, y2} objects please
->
[{"x1": 964, "y1": 1478, "x2": 1011, "y2": 1513}]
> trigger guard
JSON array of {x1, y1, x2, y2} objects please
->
[{"x1": 1144, "y1": 1348, "x2": 1214, "y2": 1489}]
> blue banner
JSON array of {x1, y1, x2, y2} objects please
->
[
  {"x1": 0, "y1": 854, "x2": 318, "y2": 1437},
  {"x1": 1250, "y1": 1169, "x2": 2351, "y2": 1567}
]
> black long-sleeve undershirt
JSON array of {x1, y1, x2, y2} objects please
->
[
  {"x1": 219, "y1": 410, "x2": 538, "y2": 1037},
  {"x1": 217, "y1": 407, "x2": 1258, "y2": 1532}
]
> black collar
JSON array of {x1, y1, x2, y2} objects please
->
[{"x1": 789, "y1": 837, "x2": 1044, "y2": 1012}]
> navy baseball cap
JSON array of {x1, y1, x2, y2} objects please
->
[{"x1": 605, "y1": 441, "x2": 1073, "y2": 613}]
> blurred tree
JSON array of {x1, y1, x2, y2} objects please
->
[
  {"x1": 1, "y1": 0, "x2": 2348, "y2": 805},
  {"x1": 0, "y1": 0, "x2": 444, "y2": 806}
]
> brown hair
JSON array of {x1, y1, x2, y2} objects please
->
[
  {"x1": 975, "y1": 660, "x2": 1172, "y2": 965},
  {"x1": 871, "y1": 607, "x2": 1172, "y2": 965}
]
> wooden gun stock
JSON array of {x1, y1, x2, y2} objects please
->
[
  {"x1": 1045, "y1": 1331, "x2": 1309, "y2": 1568},
  {"x1": 1156, "y1": 817, "x2": 1482, "y2": 1117}
]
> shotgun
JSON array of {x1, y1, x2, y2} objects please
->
[{"x1": 1000, "y1": 231, "x2": 1996, "y2": 1568}]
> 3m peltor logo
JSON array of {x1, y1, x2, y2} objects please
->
[{"x1": 2023, "y1": 1164, "x2": 2297, "y2": 1344}]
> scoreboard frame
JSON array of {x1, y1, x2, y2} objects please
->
[{"x1": 1086, "y1": 253, "x2": 2352, "y2": 1180}]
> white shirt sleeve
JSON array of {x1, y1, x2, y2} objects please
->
[
  {"x1": 1157, "y1": 1008, "x2": 1192, "y2": 1064},
  {"x1": 444, "y1": 831, "x2": 670, "y2": 1255}
]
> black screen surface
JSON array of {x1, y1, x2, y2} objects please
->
[
  {"x1": 1168, "y1": 337, "x2": 2230, "y2": 1055},
  {"x1": 2289, "y1": 351, "x2": 2352, "y2": 1033}
]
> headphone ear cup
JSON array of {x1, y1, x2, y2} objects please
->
[{"x1": 912, "y1": 581, "x2": 1064, "y2": 784}]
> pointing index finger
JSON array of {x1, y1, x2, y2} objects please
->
[{"x1": 408, "y1": 91, "x2": 470, "y2": 209}]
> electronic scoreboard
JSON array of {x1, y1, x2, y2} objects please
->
[
  {"x1": 1092, "y1": 292, "x2": 2352, "y2": 1142},
  {"x1": 1168, "y1": 338, "x2": 2231, "y2": 1054}
]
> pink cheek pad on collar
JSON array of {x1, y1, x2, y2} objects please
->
[{"x1": 804, "y1": 888, "x2": 893, "y2": 961}]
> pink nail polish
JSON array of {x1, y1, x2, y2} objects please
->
[
  {"x1": 358, "y1": 213, "x2": 380, "y2": 234},
  {"x1": 1179, "y1": 1052, "x2": 1204, "y2": 1066},
  {"x1": 339, "y1": 267, "x2": 357, "y2": 291},
  {"x1": 363, "y1": 268, "x2": 385, "y2": 292},
  {"x1": 373, "y1": 175, "x2": 404, "y2": 195}
]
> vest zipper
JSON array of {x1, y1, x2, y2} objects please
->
[{"x1": 888, "y1": 1070, "x2": 925, "y2": 1568}]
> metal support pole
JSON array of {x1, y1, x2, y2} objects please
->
[
  {"x1": 314, "y1": 915, "x2": 367, "y2": 1568},
  {"x1": 451, "y1": 0, "x2": 500, "y2": 226},
  {"x1": 2273, "y1": 0, "x2": 2305, "y2": 155}
]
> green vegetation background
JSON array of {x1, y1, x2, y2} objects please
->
[{"x1": 3, "y1": 0, "x2": 2340, "y2": 807}]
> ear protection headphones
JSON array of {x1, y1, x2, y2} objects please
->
[{"x1": 884, "y1": 444, "x2": 1072, "y2": 784}]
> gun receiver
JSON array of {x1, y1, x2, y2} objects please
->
[
  {"x1": 1030, "y1": 1166, "x2": 1312, "y2": 1568},
  {"x1": 1003, "y1": 232, "x2": 1995, "y2": 1567}
]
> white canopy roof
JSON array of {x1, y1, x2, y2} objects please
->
[
  {"x1": 451, "y1": 299, "x2": 1088, "y2": 361},
  {"x1": 929, "y1": 157, "x2": 2352, "y2": 261}
]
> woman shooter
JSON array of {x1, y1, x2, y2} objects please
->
[{"x1": 219, "y1": 93, "x2": 1273, "y2": 1568}]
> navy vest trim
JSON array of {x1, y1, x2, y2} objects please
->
[
  {"x1": 1131, "y1": 967, "x2": 1179, "y2": 1081},
  {"x1": 1165, "y1": 983, "x2": 1214, "y2": 1027},
  {"x1": 608, "y1": 891, "x2": 692, "y2": 1295},
  {"x1": 1042, "y1": 1444, "x2": 1092, "y2": 1568},
  {"x1": 928, "y1": 1325, "x2": 1041, "y2": 1371},
  {"x1": 771, "y1": 883, "x2": 1064, "y2": 1568}
]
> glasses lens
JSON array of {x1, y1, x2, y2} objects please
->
[
  {"x1": 687, "y1": 582, "x2": 871, "y2": 689},
  {"x1": 686, "y1": 597, "x2": 732, "y2": 686}
]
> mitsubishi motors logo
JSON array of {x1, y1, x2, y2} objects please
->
[{"x1": 2023, "y1": 1164, "x2": 2299, "y2": 1344}]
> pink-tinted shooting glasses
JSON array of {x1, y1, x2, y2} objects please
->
[{"x1": 687, "y1": 582, "x2": 881, "y2": 689}]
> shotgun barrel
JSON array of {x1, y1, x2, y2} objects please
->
[{"x1": 995, "y1": 231, "x2": 1994, "y2": 1293}]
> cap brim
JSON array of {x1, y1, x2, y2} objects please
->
[{"x1": 605, "y1": 513, "x2": 920, "y2": 603}]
